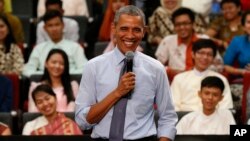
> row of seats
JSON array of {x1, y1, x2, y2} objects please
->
[
  {"x1": 0, "y1": 135, "x2": 230, "y2": 141},
  {"x1": 1, "y1": 111, "x2": 190, "y2": 135},
  {"x1": 11, "y1": 0, "x2": 94, "y2": 18}
]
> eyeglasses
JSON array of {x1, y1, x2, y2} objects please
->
[
  {"x1": 174, "y1": 22, "x2": 193, "y2": 27},
  {"x1": 196, "y1": 51, "x2": 214, "y2": 57}
]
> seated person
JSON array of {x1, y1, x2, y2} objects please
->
[
  {"x1": 0, "y1": 0, "x2": 24, "y2": 43},
  {"x1": 223, "y1": 10, "x2": 250, "y2": 76},
  {"x1": 0, "y1": 15, "x2": 24, "y2": 76},
  {"x1": 176, "y1": 76, "x2": 236, "y2": 134},
  {"x1": 171, "y1": 39, "x2": 233, "y2": 111},
  {"x1": 0, "y1": 75, "x2": 13, "y2": 112},
  {"x1": 36, "y1": 0, "x2": 80, "y2": 44},
  {"x1": 28, "y1": 49, "x2": 79, "y2": 112},
  {"x1": 205, "y1": 0, "x2": 244, "y2": 56},
  {"x1": 23, "y1": 84, "x2": 83, "y2": 135},
  {"x1": 148, "y1": 0, "x2": 207, "y2": 47},
  {"x1": 155, "y1": 8, "x2": 222, "y2": 76},
  {"x1": 0, "y1": 122, "x2": 11, "y2": 135},
  {"x1": 22, "y1": 10, "x2": 88, "y2": 77}
]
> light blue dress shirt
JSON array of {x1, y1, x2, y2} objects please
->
[{"x1": 75, "y1": 47, "x2": 177, "y2": 140}]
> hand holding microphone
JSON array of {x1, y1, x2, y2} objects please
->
[{"x1": 117, "y1": 51, "x2": 135, "y2": 98}]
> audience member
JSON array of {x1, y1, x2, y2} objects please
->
[
  {"x1": 22, "y1": 10, "x2": 87, "y2": 77},
  {"x1": 0, "y1": 0, "x2": 24, "y2": 44},
  {"x1": 75, "y1": 5, "x2": 177, "y2": 141},
  {"x1": 206, "y1": 0, "x2": 244, "y2": 56},
  {"x1": 176, "y1": 76, "x2": 236, "y2": 134},
  {"x1": 155, "y1": 7, "x2": 209, "y2": 75},
  {"x1": 223, "y1": 10, "x2": 250, "y2": 76},
  {"x1": 28, "y1": 49, "x2": 79, "y2": 112},
  {"x1": 37, "y1": 0, "x2": 89, "y2": 17},
  {"x1": 171, "y1": 39, "x2": 233, "y2": 111},
  {"x1": 0, "y1": 75, "x2": 12, "y2": 112},
  {"x1": 0, "y1": 122, "x2": 11, "y2": 135},
  {"x1": 23, "y1": 84, "x2": 82, "y2": 135},
  {"x1": 0, "y1": 15, "x2": 24, "y2": 76},
  {"x1": 36, "y1": 0, "x2": 80, "y2": 44},
  {"x1": 148, "y1": 0, "x2": 207, "y2": 47}
]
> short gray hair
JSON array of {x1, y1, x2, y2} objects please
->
[{"x1": 114, "y1": 5, "x2": 146, "y2": 26}]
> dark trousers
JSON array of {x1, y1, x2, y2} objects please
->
[{"x1": 93, "y1": 135, "x2": 156, "y2": 141}]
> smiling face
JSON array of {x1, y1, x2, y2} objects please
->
[
  {"x1": 199, "y1": 87, "x2": 223, "y2": 115},
  {"x1": 112, "y1": 14, "x2": 145, "y2": 54},
  {"x1": 174, "y1": 14, "x2": 194, "y2": 40},
  {"x1": 45, "y1": 53, "x2": 65, "y2": 78},
  {"x1": 193, "y1": 48, "x2": 214, "y2": 72},
  {"x1": 221, "y1": 2, "x2": 240, "y2": 21},
  {"x1": 34, "y1": 91, "x2": 57, "y2": 117}
]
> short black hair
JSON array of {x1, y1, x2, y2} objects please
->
[
  {"x1": 172, "y1": 7, "x2": 195, "y2": 23},
  {"x1": 45, "y1": 0, "x2": 63, "y2": 9},
  {"x1": 32, "y1": 84, "x2": 56, "y2": 104},
  {"x1": 201, "y1": 76, "x2": 225, "y2": 94},
  {"x1": 192, "y1": 39, "x2": 217, "y2": 57},
  {"x1": 241, "y1": 10, "x2": 250, "y2": 26},
  {"x1": 43, "y1": 9, "x2": 63, "y2": 23},
  {"x1": 220, "y1": 0, "x2": 241, "y2": 8}
]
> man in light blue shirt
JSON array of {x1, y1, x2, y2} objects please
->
[
  {"x1": 75, "y1": 5, "x2": 177, "y2": 141},
  {"x1": 22, "y1": 10, "x2": 87, "y2": 77}
]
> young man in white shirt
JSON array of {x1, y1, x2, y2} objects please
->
[
  {"x1": 176, "y1": 76, "x2": 235, "y2": 134},
  {"x1": 36, "y1": 0, "x2": 79, "y2": 44},
  {"x1": 23, "y1": 10, "x2": 87, "y2": 77}
]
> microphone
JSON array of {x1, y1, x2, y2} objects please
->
[
  {"x1": 125, "y1": 51, "x2": 134, "y2": 72},
  {"x1": 125, "y1": 51, "x2": 134, "y2": 99}
]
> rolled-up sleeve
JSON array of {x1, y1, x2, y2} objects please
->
[
  {"x1": 155, "y1": 65, "x2": 178, "y2": 140},
  {"x1": 75, "y1": 62, "x2": 96, "y2": 130}
]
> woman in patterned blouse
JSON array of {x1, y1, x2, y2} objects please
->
[{"x1": 0, "y1": 15, "x2": 24, "y2": 75}]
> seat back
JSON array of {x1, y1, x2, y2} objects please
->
[
  {"x1": 12, "y1": 0, "x2": 35, "y2": 18},
  {"x1": 242, "y1": 72, "x2": 250, "y2": 123},
  {"x1": 30, "y1": 74, "x2": 82, "y2": 84},
  {"x1": 22, "y1": 112, "x2": 75, "y2": 128},
  {"x1": 65, "y1": 16, "x2": 88, "y2": 44},
  {"x1": 4, "y1": 74, "x2": 19, "y2": 110},
  {"x1": 0, "y1": 113, "x2": 13, "y2": 131}
]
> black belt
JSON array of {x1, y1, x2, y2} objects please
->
[{"x1": 93, "y1": 135, "x2": 156, "y2": 141}]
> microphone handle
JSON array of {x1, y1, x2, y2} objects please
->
[{"x1": 126, "y1": 59, "x2": 133, "y2": 99}]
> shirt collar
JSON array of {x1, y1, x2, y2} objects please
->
[
  {"x1": 177, "y1": 33, "x2": 198, "y2": 46},
  {"x1": 114, "y1": 46, "x2": 126, "y2": 66},
  {"x1": 193, "y1": 68, "x2": 209, "y2": 76},
  {"x1": 113, "y1": 46, "x2": 138, "y2": 66}
]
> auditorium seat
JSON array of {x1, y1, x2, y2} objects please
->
[
  {"x1": 4, "y1": 74, "x2": 20, "y2": 110},
  {"x1": 30, "y1": 74, "x2": 82, "y2": 84},
  {"x1": 12, "y1": 0, "x2": 36, "y2": 18},
  {"x1": 65, "y1": 16, "x2": 88, "y2": 46},
  {"x1": 0, "y1": 112, "x2": 13, "y2": 131},
  {"x1": 22, "y1": 112, "x2": 75, "y2": 127},
  {"x1": 242, "y1": 72, "x2": 250, "y2": 123}
]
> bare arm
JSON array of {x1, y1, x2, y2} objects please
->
[{"x1": 86, "y1": 72, "x2": 135, "y2": 124}]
